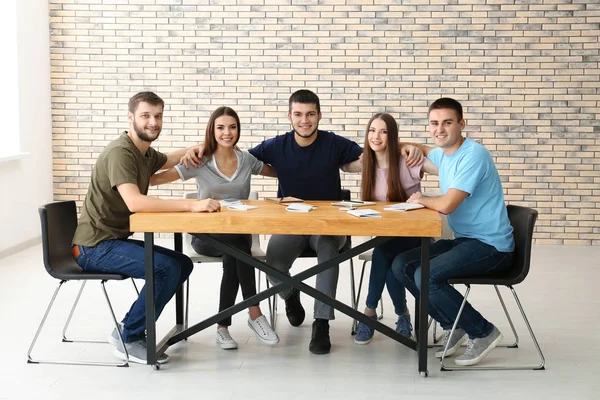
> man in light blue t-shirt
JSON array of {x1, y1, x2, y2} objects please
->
[{"x1": 391, "y1": 98, "x2": 515, "y2": 367}]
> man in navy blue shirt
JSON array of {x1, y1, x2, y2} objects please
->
[{"x1": 249, "y1": 90, "x2": 362, "y2": 354}]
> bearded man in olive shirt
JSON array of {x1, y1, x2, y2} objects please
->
[{"x1": 72, "y1": 92, "x2": 221, "y2": 364}]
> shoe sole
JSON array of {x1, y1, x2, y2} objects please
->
[
  {"x1": 354, "y1": 336, "x2": 373, "y2": 345},
  {"x1": 216, "y1": 340, "x2": 238, "y2": 350},
  {"x1": 247, "y1": 321, "x2": 280, "y2": 346},
  {"x1": 309, "y1": 346, "x2": 331, "y2": 355},
  {"x1": 454, "y1": 332, "x2": 504, "y2": 366},
  {"x1": 114, "y1": 349, "x2": 170, "y2": 364},
  {"x1": 286, "y1": 315, "x2": 305, "y2": 327},
  {"x1": 435, "y1": 333, "x2": 468, "y2": 358}
]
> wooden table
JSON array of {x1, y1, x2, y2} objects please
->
[{"x1": 130, "y1": 200, "x2": 442, "y2": 376}]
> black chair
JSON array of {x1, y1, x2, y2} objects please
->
[
  {"x1": 439, "y1": 205, "x2": 546, "y2": 371},
  {"x1": 27, "y1": 201, "x2": 134, "y2": 367}
]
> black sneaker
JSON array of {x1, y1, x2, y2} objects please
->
[
  {"x1": 285, "y1": 289, "x2": 305, "y2": 327},
  {"x1": 309, "y1": 319, "x2": 331, "y2": 354}
]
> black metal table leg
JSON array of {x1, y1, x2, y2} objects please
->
[
  {"x1": 174, "y1": 232, "x2": 184, "y2": 325},
  {"x1": 418, "y1": 237, "x2": 430, "y2": 377},
  {"x1": 144, "y1": 232, "x2": 157, "y2": 366}
]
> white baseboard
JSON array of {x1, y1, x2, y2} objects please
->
[{"x1": 0, "y1": 236, "x2": 41, "y2": 260}]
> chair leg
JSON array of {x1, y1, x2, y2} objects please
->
[
  {"x1": 439, "y1": 285, "x2": 471, "y2": 368},
  {"x1": 28, "y1": 280, "x2": 128, "y2": 367},
  {"x1": 28, "y1": 281, "x2": 64, "y2": 363},
  {"x1": 510, "y1": 287, "x2": 545, "y2": 370},
  {"x1": 100, "y1": 281, "x2": 129, "y2": 367},
  {"x1": 495, "y1": 285, "x2": 519, "y2": 348},
  {"x1": 61, "y1": 281, "x2": 100, "y2": 343},
  {"x1": 131, "y1": 278, "x2": 139, "y2": 295},
  {"x1": 184, "y1": 278, "x2": 190, "y2": 330},
  {"x1": 440, "y1": 285, "x2": 546, "y2": 371},
  {"x1": 265, "y1": 276, "x2": 277, "y2": 330}
]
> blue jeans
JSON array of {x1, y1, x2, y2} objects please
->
[
  {"x1": 391, "y1": 238, "x2": 513, "y2": 339},
  {"x1": 365, "y1": 237, "x2": 421, "y2": 316},
  {"x1": 74, "y1": 239, "x2": 193, "y2": 343}
]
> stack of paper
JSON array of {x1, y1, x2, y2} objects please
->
[
  {"x1": 227, "y1": 204, "x2": 258, "y2": 211},
  {"x1": 286, "y1": 203, "x2": 316, "y2": 212},
  {"x1": 383, "y1": 203, "x2": 425, "y2": 211},
  {"x1": 347, "y1": 209, "x2": 381, "y2": 218},
  {"x1": 220, "y1": 198, "x2": 243, "y2": 206}
]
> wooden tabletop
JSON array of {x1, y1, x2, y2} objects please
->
[{"x1": 130, "y1": 200, "x2": 442, "y2": 237}]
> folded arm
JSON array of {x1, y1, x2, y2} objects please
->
[{"x1": 406, "y1": 188, "x2": 468, "y2": 215}]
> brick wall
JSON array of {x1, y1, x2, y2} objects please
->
[{"x1": 49, "y1": 0, "x2": 600, "y2": 244}]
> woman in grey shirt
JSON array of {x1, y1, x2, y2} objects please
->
[{"x1": 151, "y1": 106, "x2": 278, "y2": 350}]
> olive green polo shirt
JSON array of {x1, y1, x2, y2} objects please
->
[{"x1": 73, "y1": 132, "x2": 167, "y2": 247}]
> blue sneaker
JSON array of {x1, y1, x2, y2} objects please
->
[
  {"x1": 395, "y1": 314, "x2": 413, "y2": 338},
  {"x1": 354, "y1": 315, "x2": 378, "y2": 345}
]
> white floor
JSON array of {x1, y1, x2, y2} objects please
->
[{"x1": 0, "y1": 242, "x2": 598, "y2": 399}]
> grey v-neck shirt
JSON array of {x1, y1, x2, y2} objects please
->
[{"x1": 174, "y1": 149, "x2": 264, "y2": 200}]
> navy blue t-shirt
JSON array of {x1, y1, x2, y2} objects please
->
[{"x1": 249, "y1": 130, "x2": 362, "y2": 200}]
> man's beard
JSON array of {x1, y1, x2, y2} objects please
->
[
  {"x1": 133, "y1": 119, "x2": 161, "y2": 143},
  {"x1": 294, "y1": 126, "x2": 318, "y2": 139}
]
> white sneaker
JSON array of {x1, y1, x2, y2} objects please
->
[
  {"x1": 216, "y1": 327, "x2": 238, "y2": 350},
  {"x1": 248, "y1": 315, "x2": 280, "y2": 345}
]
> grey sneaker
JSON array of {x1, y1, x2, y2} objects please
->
[
  {"x1": 107, "y1": 323, "x2": 124, "y2": 348},
  {"x1": 114, "y1": 339, "x2": 170, "y2": 364},
  {"x1": 435, "y1": 328, "x2": 468, "y2": 358},
  {"x1": 455, "y1": 326, "x2": 503, "y2": 366}
]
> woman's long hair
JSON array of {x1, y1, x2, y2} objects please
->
[
  {"x1": 360, "y1": 113, "x2": 407, "y2": 202},
  {"x1": 203, "y1": 106, "x2": 241, "y2": 158}
]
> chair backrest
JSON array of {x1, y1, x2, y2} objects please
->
[
  {"x1": 506, "y1": 204, "x2": 538, "y2": 285},
  {"x1": 39, "y1": 201, "x2": 84, "y2": 279}
]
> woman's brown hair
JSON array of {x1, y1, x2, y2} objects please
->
[
  {"x1": 360, "y1": 113, "x2": 408, "y2": 202},
  {"x1": 203, "y1": 106, "x2": 241, "y2": 158}
]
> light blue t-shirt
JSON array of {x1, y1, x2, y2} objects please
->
[
  {"x1": 174, "y1": 149, "x2": 264, "y2": 200},
  {"x1": 428, "y1": 138, "x2": 514, "y2": 252}
]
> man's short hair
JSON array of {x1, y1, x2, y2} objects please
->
[
  {"x1": 428, "y1": 97, "x2": 463, "y2": 121},
  {"x1": 128, "y1": 91, "x2": 165, "y2": 114},
  {"x1": 288, "y1": 89, "x2": 320, "y2": 113}
]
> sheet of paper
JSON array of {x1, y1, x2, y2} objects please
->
[
  {"x1": 286, "y1": 203, "x2": 316, "y2": 212},
  {"x1": 220, "y1": 198, "x2": 243, "y2": 206},
  {"x1": 227, "y1": 204, "x2": 258, "y2": 211},
  {"x1": 347, "y1": 208, "x2": 382, "y2": 218},
  {"x1": 383, "y1": 203, "x2": 425, "y2": 212}
]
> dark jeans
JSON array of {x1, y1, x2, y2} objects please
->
[
  {"x1": 365, "y1": 237, "x2": 421, "y2": 316},
  {"x1": 74, "y1": 239, "x2": 193, "y2": 343},
  {"x1": 391, "y1": 238, "x2": 513, "y2": 339},
  {"x1": 191, "y1": 233, "x2": 258, "y2": 326}
]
